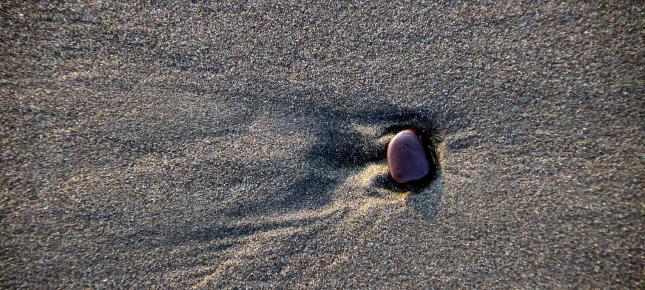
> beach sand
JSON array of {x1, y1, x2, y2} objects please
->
[{"x1": 1, "y1": 1, "x2": 642, "y2": 288}]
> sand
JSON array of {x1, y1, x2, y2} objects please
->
[{"x1": 1, "y1": 1, "x2": 643, "y2": 288}]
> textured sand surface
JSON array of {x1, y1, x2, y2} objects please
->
[{"x1": 1, "y1": 1, "x2": 643, "y2": 288}]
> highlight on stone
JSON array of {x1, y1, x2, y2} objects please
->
[{"x1": 387, "y1": 129, "x2": 431, "y2": 184}]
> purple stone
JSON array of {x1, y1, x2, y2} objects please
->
[{"x1": 387, "y1": 129, "x2": 431, "y2": 183}]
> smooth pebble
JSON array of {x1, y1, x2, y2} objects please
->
[{"x1": 387, "y1": 129, "x2": 431, "y2": 183}]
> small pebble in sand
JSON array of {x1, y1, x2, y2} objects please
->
[{"x1": 387, "y1": 129, "x2": 430, "y2": 183}]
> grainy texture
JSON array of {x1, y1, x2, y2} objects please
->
[{"x1": 1, "y1": 1, "x2": 643, "y2": 288}]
